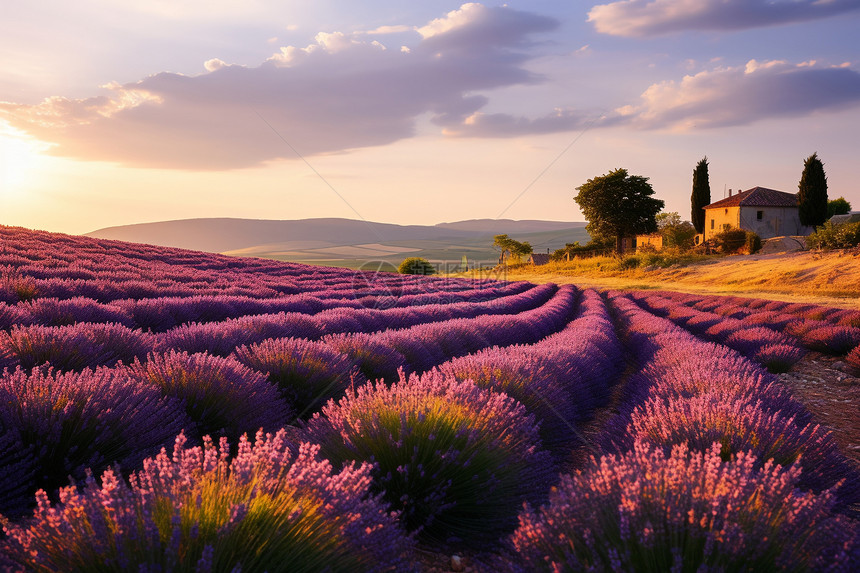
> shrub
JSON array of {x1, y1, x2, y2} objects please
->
[
  {"x1": 509, "y1": 441, "x2": 857, "y2": 572},
  {"x1": 233, "y1": 337, "x2": 362, "y2": 419},
  {"x1": 711, "y1": 227, "x2": 747, "y2": 254},
  {"x1": 0, "y1": 367, "x2": 190, "y2": 517},
  {"x1": 745, "y1": 230, "x2": 762, "y2": 254},
  {"x1": 806, "y1": 220, "x2": 860, "y2": 250},
  {"x1": 398, "y1": 257, "x2": 436, "y2": 275},
  {"x1": 1, "y1": 432, "x2": 413, "y2": 572},
  {"x1": 617, "y1": 255, "x2": 641, "y2": 270},
  {"x1": 126, "y1": 351, "x2": 292, "y2": 441},
  {"x1": 302, "y1": 372, "x2": 553, "y2": 543}
]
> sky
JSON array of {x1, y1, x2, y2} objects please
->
[{"x1": 2, "y1": 0, "x2": 860, "y2": 235}]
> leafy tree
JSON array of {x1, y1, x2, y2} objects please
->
[
  {"x1": 574, "y1": 168, "x2": 664, "y2": 255},
  {"x1": 493, "y1": 234, "x2": 533, "y2": 264},
  {"x1": 797, "y1": 152, "x2": 828, "y2": 227},
  {"x1": 827, "y1": 197, "x2": 852, "y2": 219},
  {"x1": 551, "y1": 237, "x2": 613, "y2": 261},
  {"x1": 398, "y1": 257, "x2": 435, "y2": 275},
  {"x1": 656, "y1": 212, "x2": 696, "y2": 250},
  {"x1": 690, "y1": 156, "x2": 710, "y2": 234}
]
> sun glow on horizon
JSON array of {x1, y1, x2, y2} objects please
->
[{"x1": 1, "y1": 123, "x2": 50, "y2": 198}]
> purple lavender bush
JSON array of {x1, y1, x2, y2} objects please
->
[
  {"x1": 0, "y1": 302, "x2": 33, "y2": 330},
  {"x1": 753, "y1": 343, "x2": 807, "y2": 373},
  {"x1": 0, "y1": 367, "x2": 189, "y2": 516},
  {"x1": 233, "y1": 337, "x2": 362, "y2": 419},
  {"x1": 847, "y1": 344, "x2": 860, "y2": 371},
  {"x1": 509, "y1": 441, "x2": 857, "y2": 572},
  {"x1": 801, "y1": 325, "x2": 860, "y2": 354},
  {"x1": 302, "y1": 372, "x2": 554, "y2": 543},
  {"x1": 437, "y1": 351, "x2": 577, "y2": 454},
  {"x1": 157, "y1": 312, "x2": 322, "y2": 356},
  {"x1": 722, "y1": 327, "x2": 805, "y2": 372},
  {"x1": 2, "y1": 432, "x2": 414, "y2": 572},
  {"x1": 125, "y1": 351, "x2": 292, "y2": 441},
  {"x1": 0, "y1": 271, "x2": 38, "y2": 303},
  {"x1": 0, "y1": 322, "x2": 154, "y2": 371},
  {"x1": 619, "y1": 393, "x2": 858, "y2": 503},
  {"x1": 26, "y1": 296, "x2": 134, "y2": 327},
  {"x1": 322, "y1": 332, "x2": 407, "y2": 382}
]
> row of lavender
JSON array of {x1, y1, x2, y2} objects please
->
[
  {"x1": 0, "y1": 282, "x2": 560, "y2": 371},
  {"x1": 628, "y1": 289, "x2": 860, "y2": 370},
  {"x1": 0, "y1": 281, "x2": 530, "y2": 331},
  {"x1": 0, "y1": 282, "x2": 579, "y2": 517},
  {"x1": 1, "y1": 283, "x2": 629, "y2": 569},
  {"x1": 1, "y1": 226, "x2": 505, "y2": 302},
  {"x1": 508, "y1": 291, "x2": 859, "y2": 571}
]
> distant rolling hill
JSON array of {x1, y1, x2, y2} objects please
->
[{"x1": 86, "y1": 217, "x2": 589, "y2": 268}]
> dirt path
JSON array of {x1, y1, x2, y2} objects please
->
[{"x1": 778, "y1": 352, "x2": 860, "y2": 467}]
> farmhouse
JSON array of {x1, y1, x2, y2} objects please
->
[{"x1": 702, "y1": 186, "x2": 813, "y2": 242}]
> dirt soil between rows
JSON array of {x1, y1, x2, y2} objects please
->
[{"x1": 778, "y1": 352, "x2": 860, "y2": 467}]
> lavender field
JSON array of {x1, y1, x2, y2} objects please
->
[{"x1": 1, "y1": 224, "x2": 859, "y2": 572}]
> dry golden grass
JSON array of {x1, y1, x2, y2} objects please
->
[{"x1": 458, "y1": 250, "x2": 860, "y2": 309}]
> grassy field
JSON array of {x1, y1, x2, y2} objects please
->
[
  {"x1": 224, "y1": 227, "x2": 591, "y2": 270},
  {"x1": 455, "y1": 249, "x2": 860, "y2": 309}
]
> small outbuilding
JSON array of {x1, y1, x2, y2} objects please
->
[
  {"x1": 830, "y1": 212, "x2": 860, "y2": 225},
  {"x1": 635, "y1": 233, "x2": 665, "y2": 252},
  {"x1": 702, "y1": 187, "x2": 813, "y2": 241},
  {"x1": 529, "y1": 253, "x2": 551, "y2": 266}
]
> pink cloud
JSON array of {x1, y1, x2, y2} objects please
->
[
  {"x1": 0, "y1": 4, "x2": 561, "y2": 170},
  {"x1": 588, "y1": 0, "x2": 860, "y2": 37},
  {"x1": 612, "y1": 60, "x2": 860, "y2": 130}
]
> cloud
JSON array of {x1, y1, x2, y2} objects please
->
[
  {"x1": 203, "y1": 58, "x2": 228, "y2": 72},
  {"x1": 361, "y1": 25, "x2": 414, "y2": 35},
  {"x1": 613, "y1": 60, "x2": 860, "y2": 130},
  {"x1": 0, "y1": 3, "x2": 564, "y2": 170},
  {"x1": 443, "y1": 109, "x2": 593, "y2": 137},
  {"x1": 588, "y1": 0, "x2": 860, "y2": 37}
]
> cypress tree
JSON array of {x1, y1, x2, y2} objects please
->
[
  {"x1": 690, "y1": 156, "x2": 710, "y2": 234},
  {"x1": 797, "y1": 152, "x2": 828, "y2": 227}
]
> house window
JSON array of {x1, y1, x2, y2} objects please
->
[
  {"x1": 710, "y1": 219, "x2": 715, "y2": 230},
  {"x1": 757, "y1": 210, "x2": 763, "y2": 220},
  {"x1": 725, "y1": 208, "x2": 728, "y2": 214}
]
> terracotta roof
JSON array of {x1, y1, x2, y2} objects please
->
[
  {"x1": 529, "y1": 253, "x2": 551, "y2": 265},
  {"x1": 704, "y1": 187, "x2": 798, "y2": 209}
]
